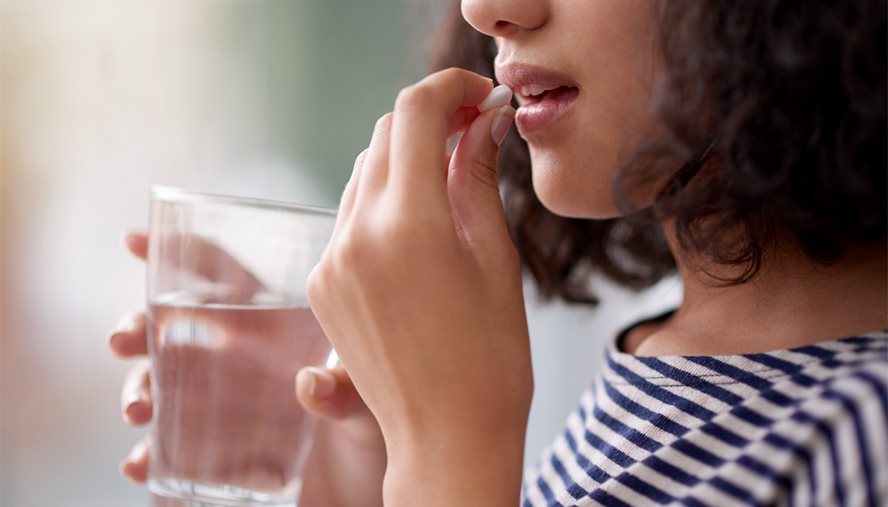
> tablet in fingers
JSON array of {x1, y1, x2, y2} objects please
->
[{"x1": 389, "y1": 69, "x2": 494, "y2": 196}]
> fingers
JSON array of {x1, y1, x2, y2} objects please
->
[
  {"x1": 341, "y1": 70, "x2": 500, "y2": 219},
  {"x1": 162, "y1": 234, "x2": 263, "y2": 294},
  {"x1": 446, "y1": 107, "x2": 483, "y2": 143},
  {"x1": 332, "y1": 113, "x2": 393, "y2": 242},
  {"x1": 444, "y1": 95, "x2": 507, "y2": 158},
  {"x1": 447, "y1": 104, "x2": 516, "y2": 251},
  {"x1": 332, "y1": 114, "x2": 392, "y2": 243},
  {"x1": 110, "y1": 311, "x2": 148, "y2": 358},
  {"x1": 124, "y1": 231, "x2": 148, "y2": 260},
  {"x1": 337, "y1": 148, "x2": 368, "y2": 226},
  {"x1": 357, "y1": 113, "x2": 394, "y2": 200},
  {"x1": 118, "y1": 231, "x2": 152, "y2": 485},
  {"x1": 123, "y1": 228, "x2": 262, "y2": 293},
  {"x1": 390, "y1": 68, "x2": 494, "y2": 197},
  {"x1": 120, "y1": 436, "x2": 150, "y2": 484},
  {"x1": 122, "y1": 359, "x2": 153, "y2": 425},
  {"x1": 296, "y1": 366, "x2": 383, "y2": 447},
  {"x1": 330, "y1": 148, "x2": 368, "y2": 242},
  {"x1": 295, "y1": 366, "x2": 375, "y2": 422}
]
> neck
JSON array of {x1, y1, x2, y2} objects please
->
[{"x1": 626, "y1": 225, "x2": 888, "y2": 356}]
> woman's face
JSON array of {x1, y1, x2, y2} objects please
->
[{"x1": 461, "y1": 0, "x2": 660, "y2": 218}]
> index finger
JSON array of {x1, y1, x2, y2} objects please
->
[
  {"x1": 153, "y1": 233, "x2": 264, "y2": 297},
  {"x1": 389, "y1": 68, "x2": 494, "y2": 198},
  {"x1": 125, "y1": 231, "x2": 260, "y2": 295}
]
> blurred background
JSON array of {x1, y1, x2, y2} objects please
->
[{"x1": 0, "y1": 1, "x2": 680, "y2": 505}]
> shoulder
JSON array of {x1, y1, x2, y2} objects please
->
[
  {"x1": 765, "y1": 334, "x2": 887, "y2": 506},
  {"x1": 522, "y1": 334, "x2": 887, "y2": 507}
]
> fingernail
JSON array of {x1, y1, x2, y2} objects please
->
[
  {"x1": 478, "y1": 85, "x2": 513, "y2": 112},
  {"x1": 491, "y1": 105, "x2": 516, "y2": 146},
  {"x1": 304, "y1": 367, "x2": 336, "y2": 398}
]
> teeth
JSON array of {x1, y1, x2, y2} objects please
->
[{"x1": 520, "y1": 84, "x2": 559, "y2": 97}]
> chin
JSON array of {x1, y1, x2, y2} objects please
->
[{"x1": 529, "y1": 154, "x2": 622, "y2": 220}]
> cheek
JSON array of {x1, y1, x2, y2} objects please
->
[{"x1": 528, "y1": 143, "x2": 623, "y2": 219}]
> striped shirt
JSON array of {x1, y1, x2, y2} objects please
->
[{"x1": 522, "y1": 318, "x2": 888, "y2": 507}]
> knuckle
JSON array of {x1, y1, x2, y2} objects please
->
[
  {"x1": 305, "y1": 265, "x2": 325, "y2": 304},
  {"x1": 335, "y1": 241, "x2": 362, "y2": 268},
  {"x1": 395, "y1": 84, "x2": 436, "y2": 111},
  {"x1": 435, "y1": 67, "x2": 491, "y2": 93},
  {"x1": 467, "y1": 160, "x2": 500, "y2": 193},
  {"x1": 378, "y1": 219, "x2": 409, "y2": 246},
  {"x1": 353, "y1": 148, "x2": 369, "y2": 169},
  {"x1": 378, "y1": 206, "x2": 424, "y2": 238},
  {"x1": 307, "y1": 254, "x2": 340, "y2": 301},
  {"x1": 440, "y1": 66, "x2": 471, "y2": 82},
  {"x1": 333, "y1": 228, "x2": 370, "y2": 266},
  {"x1": 373, "y1": 112, "x2": 393, "y2": 135}
]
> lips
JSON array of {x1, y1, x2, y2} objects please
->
[{"x1": 495, "y1": 64, "x2": 580, "y2": 136}]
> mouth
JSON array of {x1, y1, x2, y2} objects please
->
[
  {"x1": 515, "y1": 84, "x2": 580, "y2": 106},
  {"x1": 495, "y1": 63, "x2": 580, "y2": 136}
]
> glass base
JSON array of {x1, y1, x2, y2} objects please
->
[{"x1": 148, "y1": 478, "x2": 299, "y2": 507}]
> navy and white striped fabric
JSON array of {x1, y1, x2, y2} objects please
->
[{"x1": 522, "y1": 326, "x2": 888, "y2": 507}]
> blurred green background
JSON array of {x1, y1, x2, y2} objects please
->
[{"x1": 1, "y1": 1, "x2": 423, "y2": 505}]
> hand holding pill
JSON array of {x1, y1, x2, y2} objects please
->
[{"x1": 306, "y1": 68, "x2": 529, "y2": 507}]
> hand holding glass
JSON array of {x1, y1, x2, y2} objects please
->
[{"x1": 146, "y1": 187, "x2": 336, "y2": 506}]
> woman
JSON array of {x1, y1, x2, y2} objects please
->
[{"x1": 111, "y1": 0, "x2": 887, "y2": 505}]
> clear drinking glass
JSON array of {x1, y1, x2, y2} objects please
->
[{"x1": 146, "y1": 187, "x2": 336, "y2": 506}]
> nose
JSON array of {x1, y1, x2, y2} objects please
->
[{"x1": 461, "y1": 0, "x2": 549, "y2": 37}]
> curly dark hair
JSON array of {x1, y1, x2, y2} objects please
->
[{"x1": 429, "y1": 0, "x2": 887, "y2": 304}]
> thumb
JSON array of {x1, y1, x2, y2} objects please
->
[
  {"x1": 295, "y1": 365, "x2": 375, "y2": 422},
  {"x1": 295, "y1": 365, "x2": 383, "y2": 447},
  {"x1": 448, "y1": 103, "x2": 517, "y2": 250}
]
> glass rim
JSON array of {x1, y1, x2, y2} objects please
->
[{"x1": 150, "y1": 186, "x2": 338, "y2": 218}]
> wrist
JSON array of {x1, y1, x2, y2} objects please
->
[
  {"x1": 299, "y1": 422, "x2": 386, "y2": 507},
  {"x1": 382, "y1": 420, "x2": 528, "y2": 507}
]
